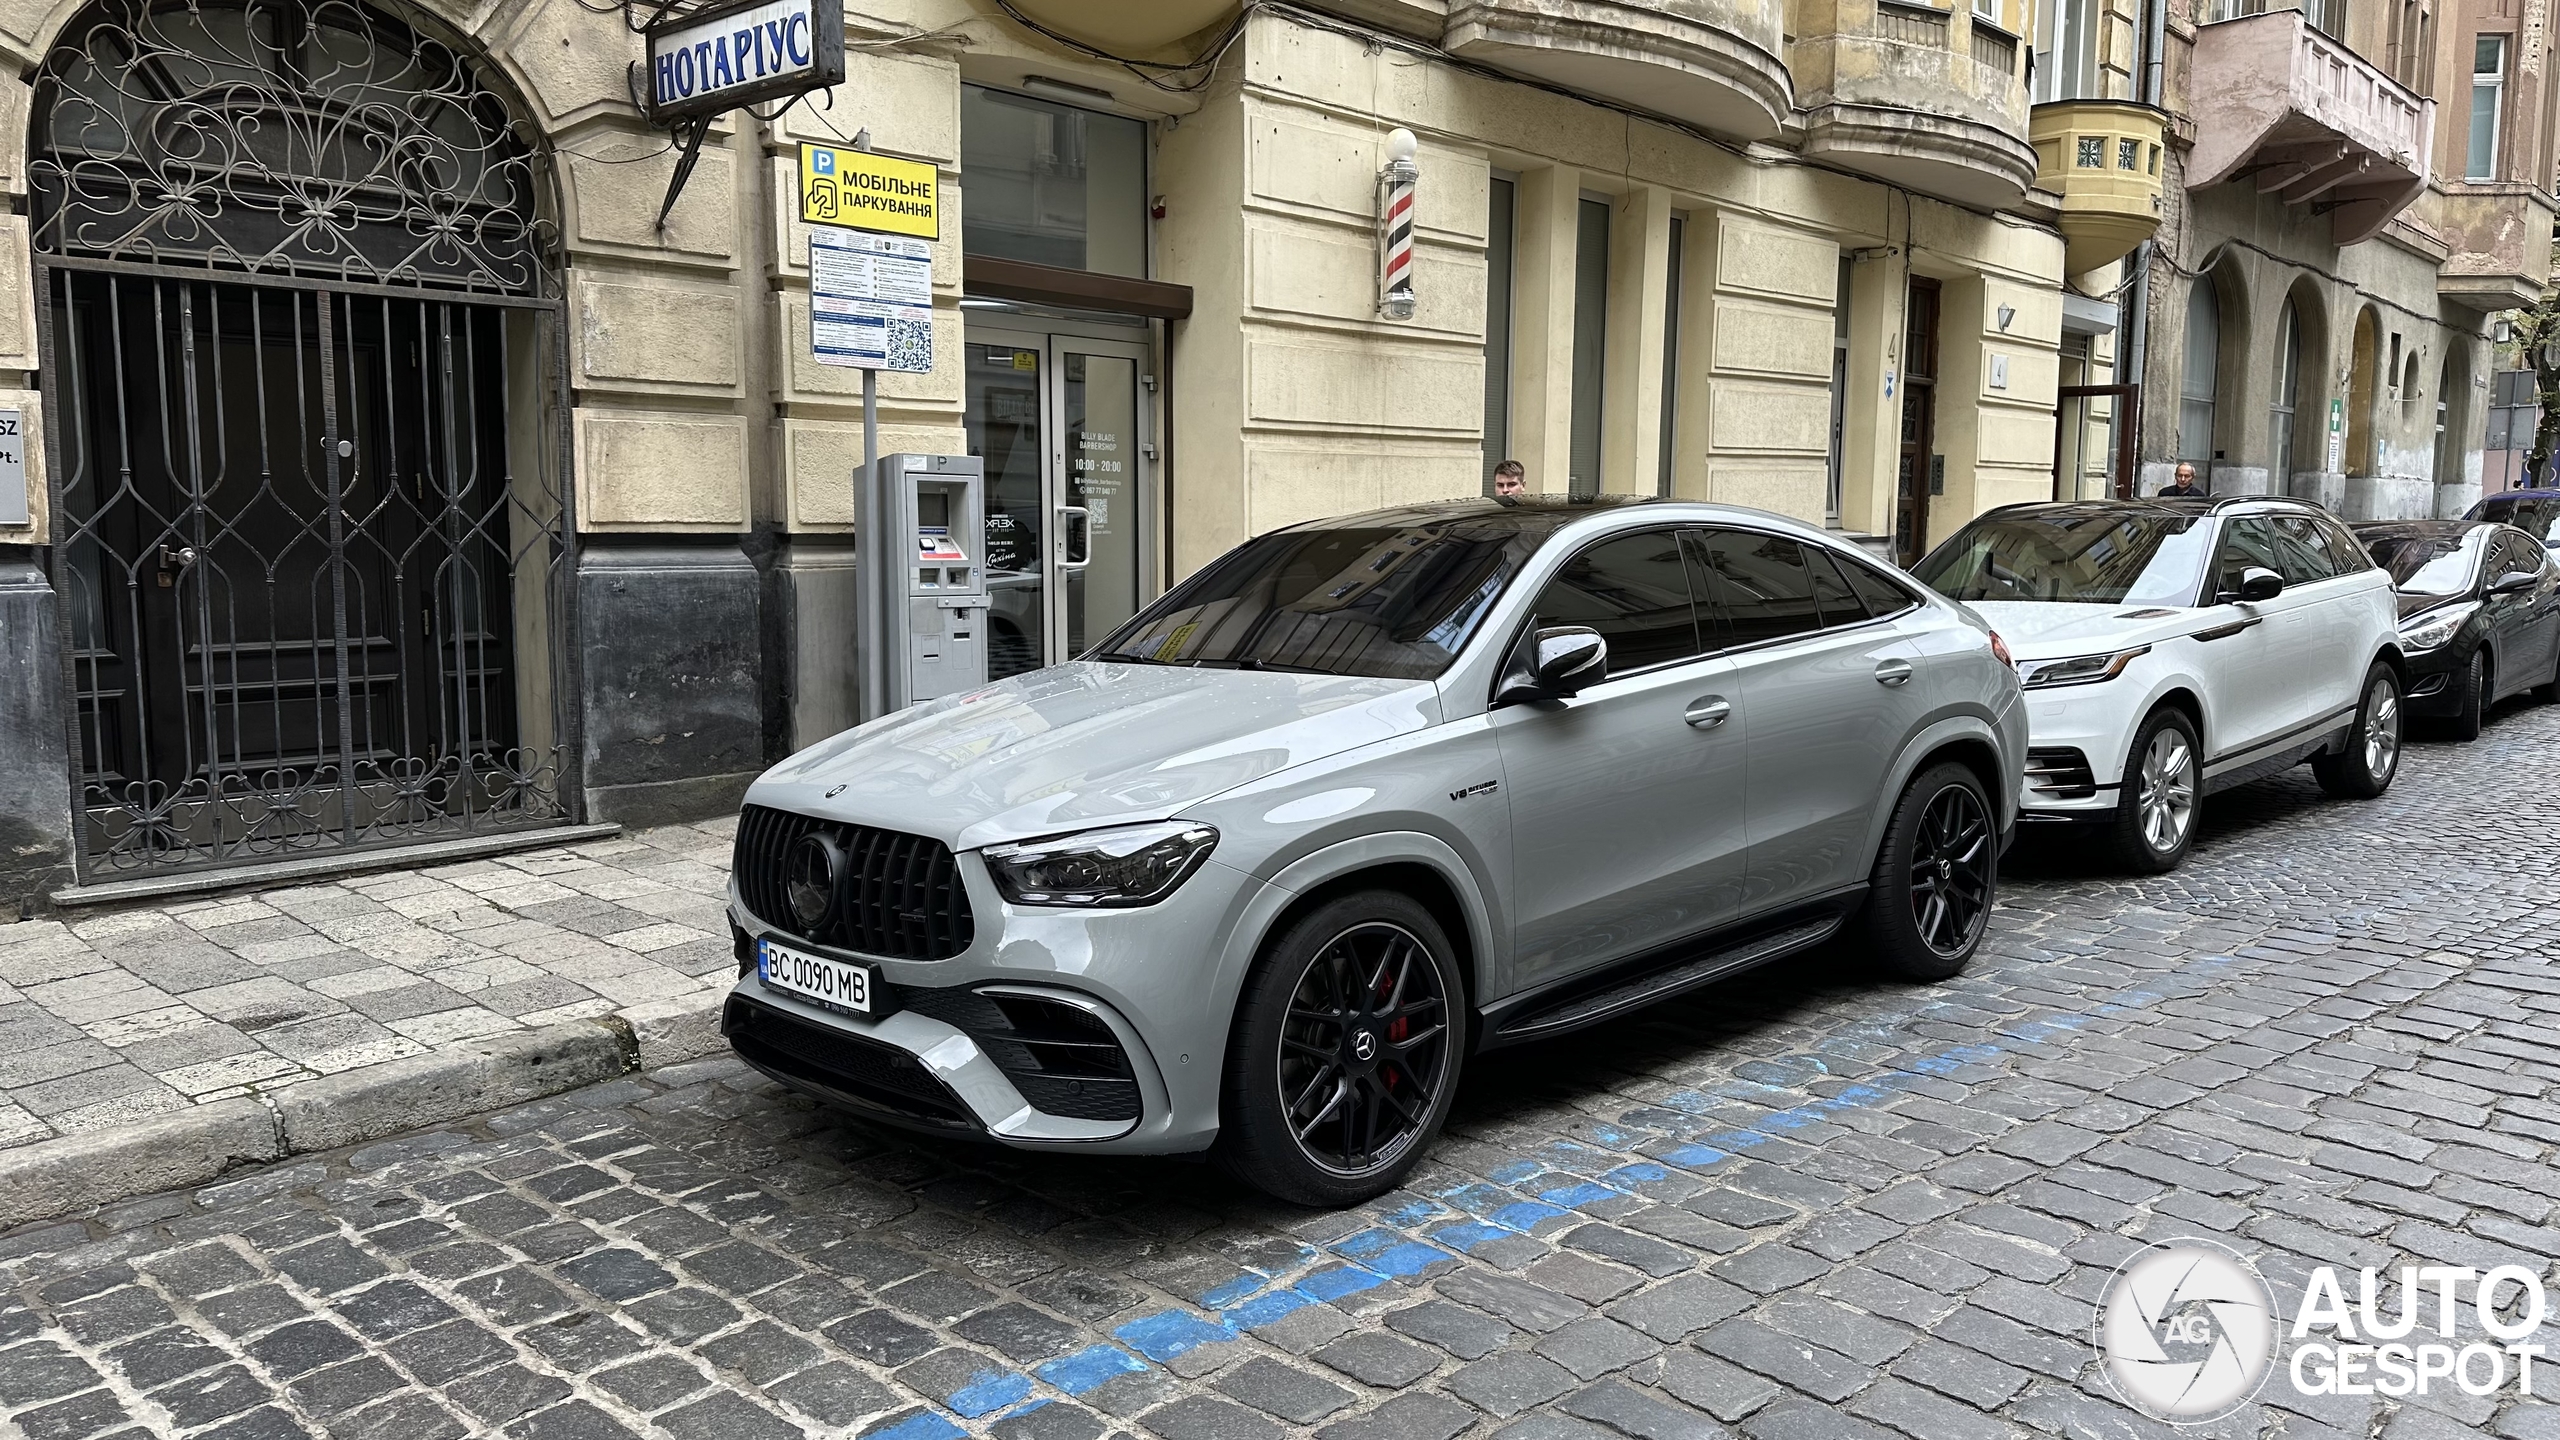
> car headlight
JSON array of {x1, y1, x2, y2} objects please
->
[
  {"x1": 981, "y1": 821, "x2": 1219, "y2": 908},
  {"x1": 2397, "y1": 601, "x2": 2478, "y2": 654},
  {"x1": 2018, "y1": 645, "x2": 2151, "y2": 690}
]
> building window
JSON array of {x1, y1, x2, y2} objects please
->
[
  {"x1": 1483, "y1": 175, "x2": 1516, "y2": 492},
  {"x1": 1569, "y1": 196, "x2": 1611, "y2": 498},
  {"x1": 959, "y1": 85, "x2": 1147, "y2": 276},
  {"x1": 2471, "y1": 35, "x2": 2507, "y2": 181},
  {"x1": 2032, "y1": 0, "x2": 2094, "y2": 101},
  {"x1": 1657, "y1": 213, "x2": 1686, "y2": 496},
  {"x1": 1828, "y1": 255, "x2": 1853, "y2": 525},
  {"x1": 2077, "y1": 136, "x2": 2104, "y2": 167},
  {"x1": 2270, "y1": 299, "x2": 2300, "y2": 481},
  {"x1": 2118, "y1": 137, "x2": 2140, "y2": 169},
  {"x1": 2179, "y1": 280, "x2": 2220, "y2": 466}
]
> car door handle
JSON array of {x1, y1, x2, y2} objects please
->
[
  {"x1": 1874, "y1": 658, "x2": 1915, "y2": 687},
  {"x1": 1684, "y1": 697, "x2": 1732, "y2": 729}
]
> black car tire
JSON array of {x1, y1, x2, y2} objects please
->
[
  {"x1": 2535, "y1": 646, "x2": 2560, "y2": 705},
  {"x1": 1218, "y1": 890, "x2": 1464, "y2": 1207},
  {"x1": 1862, "y1": 762, "x2": 1997, "y2": 982},
  {"x1": 2312, "y1": 662, "x2": 2403, "y2": 799},
  {"x1": 2107, "y1": 707, "x2": 2201, "y2": 874},
  {"x1": 2448, "y1": 649, "x2": 2486, "y2": 741}
]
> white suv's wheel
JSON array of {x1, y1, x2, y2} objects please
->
[
  {"x1": 2312, "y1": 663, "x2": 2403, "y2": 799},
  {"x1": 2108, "y1": 708, "x2": 2199, "y2": 873}
]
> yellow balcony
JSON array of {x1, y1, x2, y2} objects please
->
[
  {"x1": 2031, "y1": 100, "x2": 2165, "y2": 271},
  {"x1": 1004, "y1": 0, "x2": 1237, "y2": 53}
]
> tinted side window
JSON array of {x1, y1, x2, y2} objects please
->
[
  {"x1": 1530, "y1": 530, "x2": 1702, "y2": 674},
  {"x1": 1805, "y1": 548, "x2": 1868, "y2": 626},
  {"x1": 1696, "y1": 529, "x2": 1825, "y2": 646},
  {"x1": 2318, "y1": 515, "x2": 2373, "y2": 575},
  {"x1": 2267, "y1": 515, "x2": 2337, "y2": 585},
  {"x1": 2215, "y1": 518, "x2": 2287, "y2": 594},
  {"x1": 1840, "y1": 557, "x2": 1918, "y2": 617},
  {"x1": 2510, "y1": 529, "x2": 2551, "y2": 574}
]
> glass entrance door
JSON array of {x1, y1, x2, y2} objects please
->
[{"x1": 964, "y1": 326, "x2": 1152, "y2": 678}]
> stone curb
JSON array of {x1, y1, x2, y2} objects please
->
[{"x1": 0, "y1": 992, "x2": 731, "y2": 1230}]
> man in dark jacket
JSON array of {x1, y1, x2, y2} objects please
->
[{"x1": 2158, "y1": 462, "x2": 2204, "y2": 499}]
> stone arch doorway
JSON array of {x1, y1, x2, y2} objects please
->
[
  {"x1": 2347, "y1": 306, "x2": 2382, "y2": 476},
  {"x1": 30, "y1": 0, "x2": 574, "y2": 877}
]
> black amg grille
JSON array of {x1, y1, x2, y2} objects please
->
[
  {"x1": 734, "y1": 805, "x2": 975, "y2": 961},
  {"x1": 902, "y1": 988, "x2": 1142, "y2": 1123},
  {"x1": 724, "y1": 995, "x2": 978, "y2": 1130}
]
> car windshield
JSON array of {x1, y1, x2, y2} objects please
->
[
  {"x1": 1913, "y1": 508, "x2": 2215, "y2": 606},
  {"x1": 1091, "y1": 502, "x2": 1606, "y2": 679},
  {"x1": 2363, "y1": 529, "x2": 2483, "y2": 597}
]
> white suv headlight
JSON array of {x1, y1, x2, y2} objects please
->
[
  {"x1": 2018, "y1": 645, "x2": 2151, "y2": 690},
  {"x1": 982, "y1": 822, "x2": 1219, "y2": 908},
  {"x1": 2396, "y1": 601, "x2": 2477, "y2": 654}
]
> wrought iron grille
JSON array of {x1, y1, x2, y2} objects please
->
[
  {"x1": 31, "y1": 0, "x2": 555, "y2": 296},
  {"x1": 32, "y1": 0, "x2": 573, "y2": 876}
]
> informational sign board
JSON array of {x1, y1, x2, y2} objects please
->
[
  {"x1": 800, "y1": 143, "x2": 940, "y2": 240},
  {"x1": 2327, "y1": 396, "x2": 2344, "y2": 471},
  {"x1": 0, "y1": 408, "x2": 25, "y2": 526},
  {"x1": 646, "y1": 0, "x2": 844, "y2": 122},
  {"x1": 811, "y1": 229, "x2": 933, "y2": 372}
]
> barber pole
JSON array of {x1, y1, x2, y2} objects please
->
[{"x1": 1377, "y1": 128, "x2": 1420, "y2": 320}]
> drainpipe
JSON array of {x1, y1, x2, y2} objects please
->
[{"x1": 2121, "y1": 0, "x2": 2170, "y2": 495}]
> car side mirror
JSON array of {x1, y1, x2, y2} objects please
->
[
  {"x1": 2221, "y1": 566, "x2": 2284, "y2": 603},
  {"x1": 2490, "y1": 569, "x2": 2538, "y2": 596},
  {"x1": 1495, "y1": 625, "x2": 1608, "y2": 705}
]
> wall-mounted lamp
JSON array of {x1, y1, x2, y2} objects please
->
[
  {"x1": 1996, "y1": 304, "x2": 2017, "y2": 332},
  {"x1": 2494, "y1": 315, "x2": 2515, "y2": 344},
  {"x1": 1377, "y1": 128, "x2": 1419, "y2": 321}
]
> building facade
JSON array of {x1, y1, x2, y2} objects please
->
[
  {"x1": 0, "y1": 0, "x2": 2537, "y2": 908},
  {"x1": 2134, "y1": 0, "x2": 2560, "y2": 516}
]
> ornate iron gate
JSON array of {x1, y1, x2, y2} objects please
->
[{"x1": 31, "y1": 0, "x2": 575, "y2": 876}]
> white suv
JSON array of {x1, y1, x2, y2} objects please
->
[{"x1": 1913, "y1": 499, "x2": 2403, "y2": 871}]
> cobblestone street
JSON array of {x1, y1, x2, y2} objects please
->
[{"x1": 5, "y1": 702, "x2": 2560, "y2": 1440}]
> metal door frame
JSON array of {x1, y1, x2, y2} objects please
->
[
  {"x1": 2055, "y1": 383, "x2": 2141, "y2": 501},
  {"x1": 35, "y1": 258, "x2": 582, "y2": 882},
  {"x1": 964, "y1": 319, "x2": 1156, "y2": 667}
]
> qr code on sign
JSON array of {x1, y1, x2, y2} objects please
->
[{"x1": 885, "y1": 316, "x2": 933, "y2": 374}]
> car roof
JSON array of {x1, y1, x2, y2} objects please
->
[
  {"x1": 1982, "y1": 496, "x2": 2323, "y2": 523},
  {"x1": 2351, "y1": 519, "x2": 2490, "y2": 537},
  {"x1": 1276, "y1": 495, "x2": 1847, "y2": 544}
]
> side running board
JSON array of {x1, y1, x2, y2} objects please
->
[{"x1": 1491, "y1": 916, "x2": 1842, "y2": 1044}]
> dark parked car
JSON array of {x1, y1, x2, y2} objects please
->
[
  {"x1": 2465, "y1": 489, "x2": 2560, "y2": 551},
  {"x1": 2354, "y1": 520, "x2": 2560, "y2": 739}
]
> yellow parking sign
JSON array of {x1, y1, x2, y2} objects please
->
[{"x1": 799, "y1": 142, "x2": 939, "y2": 239}]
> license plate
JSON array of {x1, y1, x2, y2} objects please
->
[{"x1": 757, "y1": 938, "x2": 880, "y2": 1016}]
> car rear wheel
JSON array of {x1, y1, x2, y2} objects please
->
[
  {"x1": 2447, "y1": 650, "x2": 2486, "y2": 741},
  {"x1": 1862, "y1": 762, "x2": 1996, "y2": 981},
  {"x1": 1218, "y1": 891, "x2": 1463, "y2": 1207},
  {"x1": 2312, "y1": 663, "x2": 2403, "y2": 798},
  {"x1": 2107, "y1": 708, "x2": 2199, "y2": 874}
]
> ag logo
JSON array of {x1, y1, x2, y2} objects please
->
[{"x1": 2096, "y1": 1240, "x2": 2278, "y2": 1422}]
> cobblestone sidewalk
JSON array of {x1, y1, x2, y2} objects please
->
[
  {"x1": 0, "y1": 821, "x2": 742, "y2": 1152},
  {"x1": 2, "y1": 704, "x2": 2558, "y2": 1439}
]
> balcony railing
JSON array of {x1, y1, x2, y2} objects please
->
[{"x1": 2186, "y1": 8, "x2": 2433, "y2": 245}]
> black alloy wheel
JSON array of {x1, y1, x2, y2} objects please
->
[
  {"x1": 1221, "y1": 892, "x2": 1464, "y2": 1205},
  {"x1": 1862, "y1": 761, "x2": 1997, "y2": 981},
  {"x1": 1908, "y1": 784, "x2": 1994, "y2": 957},
  {"x1": 1278, "y1": 922, "x2": 1449, "y2": 1174}
]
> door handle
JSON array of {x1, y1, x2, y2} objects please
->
[
  {"x1": 1056, "y1": 507, "x2": 1092, "y2": 570},
  {"x1": 1684, "y1": 696, "x2": 1731, "y2": 729},
  {"x1": 1874, "y1": 657, "x2": 1915, "y2": 687}
]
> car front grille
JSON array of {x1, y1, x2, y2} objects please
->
[
  {"x1": 2025, "y1": 747, "x2": 2098, "y2": 799},
  {"x1": 733, "y1": 805, "x2": 975, "y2": 961},
  {"x1": 723, "y1": 995, "x2": 979, "y2": 1130},
  {"x1": 901, "y1": 987, "x2": 1142, "y2": 1123}
]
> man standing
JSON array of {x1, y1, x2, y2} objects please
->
[
  {"x1": 1492, "y1": 459, "x2": 1525, "y2": 498},
  {"x1": 2158, "y1": 462, "x2": 2205, "y2": 498}
]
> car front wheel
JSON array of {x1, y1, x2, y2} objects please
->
[
  {"x1": 1218, "y1": 891, "x2": 1464, "y2": 1207},
  {"x1": 2312, "y1": 662, "x2": 2403, "y2": 798},
  {"x1": 2108, "y1": 707, "x2": 2200, "y2": 873},
  {"x1": 1862, "y1": 762, "x2": 1997, "y2": 981},
  {"x1": 2447, "y1": 649, "x2": 2486, "y2": 741}
]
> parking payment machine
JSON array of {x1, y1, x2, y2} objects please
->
[{"x1": 859, "y1": 453, "x2": 988, "y2": 719}]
